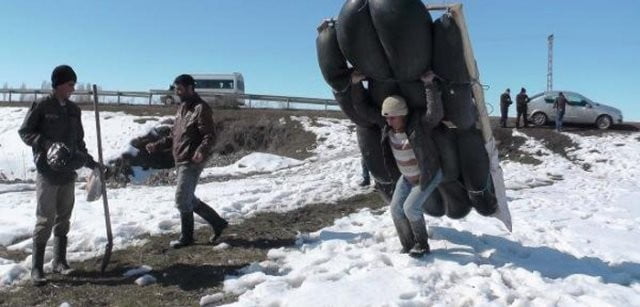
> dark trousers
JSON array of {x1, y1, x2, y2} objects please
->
[
  {"x1": 500, "y1": 106, "x2": 509, "y2": 127},
  {"x1": 556, "y1": 109, "x2": 565, "y2": 131},
  {"x1": 175, "y1": 163, "x2": 204, "y2": 213},
  {"x1": 361, "y1": 157, "x2": 370, "y2": 183},
  {"x1": 516, "y1": 106, "x2": 528, "y2": 128},
  {"x1": 33, "y1": 174, "x2": 75, "y2": 245}
]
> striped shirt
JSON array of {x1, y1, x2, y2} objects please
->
[{"x1": 389, "y1": 131, "x2": 420, "y2": 184}]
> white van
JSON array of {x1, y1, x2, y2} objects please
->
[{"x1": 162, "y1": 73, "x2": 245, "y2": 107}]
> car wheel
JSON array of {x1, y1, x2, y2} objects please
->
[
  {"x1": 531, "y1": 112, "x2": 547, "y2": 127},
  {"x1": 165, "y1": 96, "x2": 174, "y2": 105},
  {"x1": 596, "y1": 115, "x2": 612, "y2": 130}
]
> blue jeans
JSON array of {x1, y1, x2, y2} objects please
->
[
  {"x1": 175, "y1": 163, "x2": 204, "y2": 213},
  {"x1": 390, "y1": 170, "x2": 443, "y2": 223},
  {"x1": 556, "y1": 109, "x2": 565, "y2": 131},
  {"x1": 390, "y1": 170, "x2": 443, "y2": 250}
]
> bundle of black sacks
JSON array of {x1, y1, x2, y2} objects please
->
[{"x1": 316, "y1": 0, "x2": 498, "y2": 219}]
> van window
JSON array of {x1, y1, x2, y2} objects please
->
[
  {"x1": 237, "y1": 80, "x2": 245, "y2": 91},
  {"x1": 196, "y1": 79, "x2": 234, "y2": 90}
]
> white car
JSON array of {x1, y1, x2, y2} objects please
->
[{"x1": 527, "y1": 91, "x2": 623, "y2": 129}]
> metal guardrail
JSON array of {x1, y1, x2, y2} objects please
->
[
  {"x1": 0, "y1": 88, "x2": 340, "y2": 111},
  {"x1": 0, "y1": 87, "x2": 495, "y2": 114}
]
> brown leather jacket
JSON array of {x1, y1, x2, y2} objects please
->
[{"x1": 152, "y1": 93, "x2": 216, "y2": 165}]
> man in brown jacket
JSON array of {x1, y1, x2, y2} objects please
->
[{"x1": 146, "y1": 74, "x2": 228, "y2": 248}]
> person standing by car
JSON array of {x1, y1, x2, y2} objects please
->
[
  {"x1": 515, "y1": 87, "x2": 530, "y2": 128},
  {"x1": 146, "y1": 74, "x2": 228, "y2": 249},
  {"x1": 499, "y1": 88, "x2": 512, "y2": 128},
  {"x1": 554, "y1": 92, "x2": 568, "y2": 132},
  {"x1": 18, "y1": 65, "x2": 100, "y2": 286}
]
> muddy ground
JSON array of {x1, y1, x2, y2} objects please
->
[{"x1": 1, "y1": 104, "x2": 638, "y2": 306}]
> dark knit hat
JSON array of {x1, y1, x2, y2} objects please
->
[
  {"x1": 173, "y1": 74, "x2": 196, "y2": 87},
  {"x1": 51, "y1": 65, "x2": 77, "y2": 88}
]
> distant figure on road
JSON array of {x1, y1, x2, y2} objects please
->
[
  {"x1": 554, "y1": 92, "x2": 568, "y2": 132},
  {"x1": 146, "y1": 74, "x2": 228, "y2": 249},
  {"x1": 499, "y1": 88, "x2": 512, "y2": 128},
  {"x1": 18, "y1": 65, "x2": 100, "y2": 286},
  {"x1": 515, "y1": 87, "x2": 530, "y2": 128}
]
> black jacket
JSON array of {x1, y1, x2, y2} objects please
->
[
  {"x1": 554, "y1": 95, "x2": 568, "y2": 111},
  {"x1": 516, "y1": 93, "x2": 530, "y2": 109},
  {"x1": 500, "y1": 92, "x2": 512, "y2": 108},
  {"x1": 381, "y1": 85, "x2": 444, "y2": 190},
  {"x1": 152, "y1": 93, "x2": 216, "y2": 165},
  {"x1": 18, "y1": 95, "x2": 95, "y2": 185}
]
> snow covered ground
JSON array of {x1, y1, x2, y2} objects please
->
[{"x1": 1, "y1": 106, "x2": 639, "y2": 305}]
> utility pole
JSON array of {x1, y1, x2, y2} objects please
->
[{"x1": 547, "y1": 34, "x2": 554, "y2": 92}]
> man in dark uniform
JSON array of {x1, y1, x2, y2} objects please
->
[
  {"x1": 515, "y1": 87, "x2": 530, "y2": 128},
  {"x1": 499, "y1": 88, "x2": 512, "y2": 128},
  {"x1": 18, "y1": 65, "x2": 100, "y2": 286},
  {"x1": 146, "y1": 74, "x2": 228, "y2": 248}
]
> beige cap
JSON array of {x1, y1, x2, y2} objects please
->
[{"x1": 381, "y1": 95, "x2": 408, "y2": 117}]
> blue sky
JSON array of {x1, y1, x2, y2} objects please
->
[{"x1": 1, "y1": 1, "x2": 639, "y2": 120}]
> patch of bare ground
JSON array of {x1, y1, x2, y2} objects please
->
[{"x1": 0, "y1": 193, "x2": 382, "y2": 307}]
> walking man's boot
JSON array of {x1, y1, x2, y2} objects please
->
[
  {"x1": 31, "y1": 241, "x2": 47, "y2": 286},
  {"x1": 170, "y1": 212, "x2": 194, "y2": 248},
  {"x1": 52, "y1": 236, "x2": 74, "y2": 275},
  {"x1": 194, "y1": 200, "x2": 228, "y2": 243}
]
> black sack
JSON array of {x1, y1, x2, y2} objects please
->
[
  {"x1": 456, "y1": 128, "x2": 498, "y2": 215},
  {"x1": 438, "y1": 181, "x2": 472, "y2": 219},
  {"x1": 441, "y1": 83, "x2": 477, "y2": 130},
  {"x1": 433, "y1": 13, "x2": 477, "y2": 130},
  {"x1": 432, "y1": 13, "x2": 470, "y2": 84},
  {"x1": 316, "y1": 20, "x2": 351, "y2": 93},
  {"x1": 356, "y1": 125, "x2": 400, "y2": 186},
  {"x1": 369, "y1": 0, "x2": 433, "y2": 81},
  {"x1": 422, "y1": 189, "x2": 445, "y2": 217},
  {"x1": 369, "y1": 79, "x2": 399, "y2": 107},
  {"x1": 336, "y1": 0, "x2": 392, "y2": 80}
]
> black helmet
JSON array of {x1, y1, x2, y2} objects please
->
[{"x1": 47, "y1": 143, "x2": 72, "y2": 171}]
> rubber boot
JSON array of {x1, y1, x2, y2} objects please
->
[
  {"x1": 52, "y1": 236, "x2": 74, "y2": 275},
  {"x1": 170, "y1": 212, "x2": 194, "y2": 249},
  {"x1": 194, "y1": 200, "x2": 228, "y2": 243},
  {"x1": 31, "y1": 241, "x2": 47, "y2": 286},
  {"x1": 358, "y1": 178, "x2": 370, "y2": 187},
  {"x1": 408, "y1": 220, "x2": 431, "y2": 257},
  {"x1": 391, "y1": 217, "x2": 415, "y2": 254}
]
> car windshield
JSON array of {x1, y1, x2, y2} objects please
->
[{"x1": 566, "y1": 93, "x2": 587, "y2": 106}]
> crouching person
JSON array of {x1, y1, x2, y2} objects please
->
[
  {"x1": 145, "y1": 74, "x2": 228, "y2": 249},
  {"x1": 18, "y1": 65, "x2": 100, "y2": 286},
  {"x1": 382, "y1": 72, "x2": 444, "y2": 257}
]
